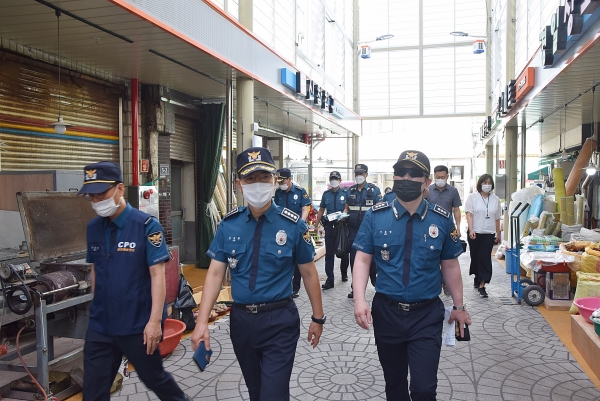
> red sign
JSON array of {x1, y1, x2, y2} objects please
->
[
  {"x1": 141, "y1": 159, "x2": 149, "y2": 173},
  {"x1": 499, "y1": 160, "x2": 505, "y2": 169},
  {"x1": 515, "y1": 67, "x2": 535, "y2": 102}
]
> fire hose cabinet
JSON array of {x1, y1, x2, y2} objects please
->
[{"x1": 128, "y1": 185, "x2": 159, "y2": 219}]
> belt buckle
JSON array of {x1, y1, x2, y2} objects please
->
[
  {"x1": 246, "y1": 304, "x2": 258, "y2": 313},
  {"x1": 398, "y1": 302, "x2": 410, "y2": 311}
]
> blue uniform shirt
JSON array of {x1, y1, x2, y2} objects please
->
[
  {"x1": 273, "y1": 184, "x2": 311, "y2": 215},
  {"x1": 86, "y1": 203, "x2": 171, "y2": 335},
  {"x1": 352, "y1": 199, "x2": 462, "y2": 302},
  {"x1": 207, "y1": 203, "x2": 315, "y2": 304},
  {"x1": 319, "y1": 188, "x2": 348, "y2": 214},
  {"x1": 383, "y1": 191, "x2": 396, "y2": 203}
]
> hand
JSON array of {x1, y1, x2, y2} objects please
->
[
  {"x1": 469, "y1": 230, "x2": 476, "y2": 240},
  {"x1": 448, "y1": 310, "x2": 472, "y2": 337},
  {"x1": 191, "y1": 321, "x2": 211, "y2": 352},
  {"x1": 307, "y1": 321, "x2": 323, "y2": 348},
  {"x1": 496, "y1": 232, "x2": 501, "y2": 244},
  {"x1": 456, "y1": 229, "x2": 461, "y2": 238},
  {"x1": 354, "y1": 299, "x2": 372, "y2": 330},
  {"x1": 143, "y1": 320, "x2": 162, "y2": 355}
]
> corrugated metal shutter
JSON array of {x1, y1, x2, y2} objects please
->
[
  {"x1": 0, "y1": 58, "x2": 119, "y2": 171},
  {"x1": 172, "y1": 116, "x2": 195, "y2": 162}
]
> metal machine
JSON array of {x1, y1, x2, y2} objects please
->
[
  {"x1": 128, "y1": 185, "x2": 159, "y2": 219},
  {"x1": 0, "y1": 192, "x2": 96, "y2": 400}
]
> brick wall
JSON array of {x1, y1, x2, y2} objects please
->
[{"x1": 158, "y1": 134, "x2": 172, "y2": 245}]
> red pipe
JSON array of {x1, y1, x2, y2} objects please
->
[{"x1": 131, "y1": 78, "x2": 139, "y2": 186}]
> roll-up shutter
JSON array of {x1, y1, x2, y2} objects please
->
[
  {"x1": 0, "y1": 58, "x2": 120, "y2": 171},
  {"x1": 172, "y1": 116, "x2": 195, "y2": 162}
]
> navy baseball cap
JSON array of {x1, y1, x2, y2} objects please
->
[
  {"x1": 78, "y1": 161, "x2": 123, "y2": 195},
  {"x1": 329, "y1": 171, "x2": 342, "y2": 180},
  {"x1": 277, "y1": 168, "x2": 291, "y2": 182},
  {"x1": 393, "y1": 150, "x2": 431, "y2": 175},
  {"x1": 354, "y1": 164, "x2": 368, "y2": 174},
  {"x1": 237, "y1": 147, "x2": 277, "y2": 178}
]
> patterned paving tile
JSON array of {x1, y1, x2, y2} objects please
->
[{"x1": 114, "y1": 251, "x2": 600, "y2": 400}]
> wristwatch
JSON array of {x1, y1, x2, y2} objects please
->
[
  {"x1": 452, "y1": 304, "x2": 467, "y2": 311},
  {"x1": 311, "y1": 315, "x2": 327, "y2": 324}
]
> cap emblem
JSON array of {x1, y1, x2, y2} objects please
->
[
  {"x1": 85, "y1": 169, "x2": 97, "y2": 180},
  {"x1": 247, "y1": 151, "x2": 261, "y2": 162},
  {"x1": 405, "y1": 152, "x2": 418, "y2": 161}
]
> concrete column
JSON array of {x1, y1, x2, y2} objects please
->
[
  {"x1": 485, "y1": 144, "x2": 494, "y2": 176},
  {"x1": 236, "y1": 0, "x2": 254, "y2": 206},
  {"x1": 504, "y1": 126, "x2": 518, "y2": 239}
]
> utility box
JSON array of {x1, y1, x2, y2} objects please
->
[{"x1": 128, "y1": 185, "x2": 159, "y2": 219}]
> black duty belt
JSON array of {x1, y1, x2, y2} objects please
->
[
  {"x1": 233, "y1": 297, "x2": 292, "y2": 313},
  {"x1": 376, "y1": 293, "x2": 437, "y2": 312}
]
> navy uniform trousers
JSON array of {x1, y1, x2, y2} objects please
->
[
  {"x1": 324, "y1": 224, "x2": 349, "y2": 284},
  {"x1": 348, "y1": 224, "x2": 377, "y2": 284},
  {"x1": 83, "y1": 329, "x2": 186, "y2": 401},
  {"x1": 372, "y1": 294, "x2": 445, "y2": 401},
  {"x1": 230, "y1": 301, "x2": 300, "y2": 401}
]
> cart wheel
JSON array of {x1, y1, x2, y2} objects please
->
[
  {"x1": 520, "y1": 278, "x2": 534, "y2": 288},
  {"x1": 522, "y1": 285, "x2": 545, "y2": 306}
]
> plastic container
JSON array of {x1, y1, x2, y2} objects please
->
[
  {"x1": 591, "y1": 316, "x2": 600, "y2": 338},
  {"x1": 573, "y1": 297, "x2": 600, "y2": 324},
  {"x1": 158, "y1": 318, "x2": 186, "y2": 356}
]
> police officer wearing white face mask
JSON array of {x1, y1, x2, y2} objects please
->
[
  {"x1": 274, "y1": 168, "x2": 312, "y2": 298},
  {"x1": 78, "y1": 161, "x2": 189, "y2": 401},
  {"x1": 191, "y1": 147, "x2": 324, "y2": 401}
]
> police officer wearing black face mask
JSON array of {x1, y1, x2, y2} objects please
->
[
  {"x1": 344, "y1": 164, "x2": 382, "y2": 298},
  {"x1": 352, "y1": 150, "x2": 471, "y2": 401}
]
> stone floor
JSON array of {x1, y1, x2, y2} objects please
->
[{"x1": 113, "y1": 252, "x2": 600, "y2": 401}]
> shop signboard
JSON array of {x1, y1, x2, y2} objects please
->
[{"x1": 515, "y1": 67, "x2": 535, "y2": 102}]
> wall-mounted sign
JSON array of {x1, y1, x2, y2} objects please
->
[
  {"x1": 296, "y1": 72, "x2": 306, "y2": 95},
  {"x1": 539, "y1": 1, "x2": 600, "y2": 67},
  {"x1": 515, "y1": 67, "x2": 535, "y2": 101},
  {"x1": 332, "y1": 104, "x2": 345, "y2": 119},
  {"x1": 141, "y1": 159, "x2": 149, "y2": 173},
  {"x1": 281, "y1": 68, "x2": 297, "y2": 92},
  {"x1": 160, "y1": 164, "x2": 170, "y2": 177}
]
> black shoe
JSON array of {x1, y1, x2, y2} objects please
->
[
  {"x1": 322, "y1": 282, "x2": 334, "y2": 290},
  {"x1": 292, "y1": 291, "x2": 299, "y2": 298},
  {"x1": 478, "y1": 287, "x2": 488, "y2": 298},
  {"x1": 347, "y1": 291, "x2": 353, "y2": 299},
  {"x1": 341, "y1": 276, "x2": 348, "y2": 282},
  {"x1": 184, "y1": 395, "x2": 192, "y2": 401}
]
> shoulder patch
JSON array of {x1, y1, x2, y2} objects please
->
[
  {"x1": 303, "y1": 229, "x2": 312, "y2": 245},
  {"x1": 372, "y1": 201, "x2": 390, "y2": 212},
  {"x1": 450, "y1": 227, "x2": 459, "y2": 242},
  {"x1": 223, "y1": 207, "x2": 241, "y2": 220},
  {"x1": 432, "y1": 204, "x2": 450, "y2": 218},
  {"x1": 147, "y1": 231, "x2": 163, "y2": 247},
  {"x1": 281, "y1": 208, "x2": 300, "y2": 223}
]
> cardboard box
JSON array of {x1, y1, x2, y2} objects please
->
[{"x1": 546, "y1": 272, "x2": 571, "y2": 300}]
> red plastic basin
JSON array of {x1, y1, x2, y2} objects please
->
[
  {"x1": 573, "y1": 297, "x2": 600, "y2": 324},
  {"x1": 158, "y1": 318, "x2": 186, "y2": 356}
]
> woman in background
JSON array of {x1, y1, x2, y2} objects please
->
[{"x1": 465, "y1": 174, "x2": 502, "y2": 298}]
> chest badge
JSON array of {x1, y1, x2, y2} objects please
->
[
  {"x1": 429, "y1": 224, "x2": 439, "y2": 238},
  {"x1": 228, "y1": 257, "x2": 238, "y2": 269},
  {"x1": 294, "y1": 194, "x2": 298, "y2": 200},
  {"x1": 340, "y1": 196, "x2": 345, "y2": 201},
  {"x1": 276, "y1": 230, "x2": 287, "y2": 245},
  {"x1": 381, "y1": 244, "x2": 390, "y2": 262},
  {"x1": 366, "y1": 199, "x2": 374, "y2": 206}
]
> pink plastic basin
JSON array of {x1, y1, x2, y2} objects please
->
[
  {"x1": 573, "y1": 297, "x2": 600, "y2": 324},
  {"x1": 158, "y1": 318, "x2": 186, "y2": 356}
]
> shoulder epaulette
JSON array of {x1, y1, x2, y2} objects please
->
[
  {"x1": 223, "y1": 207, "x2": 242, "y2": 220},
  {"x1": 295, "y1": 184, "x2": 304, "y2": 191},
  {"x1": 281, "y1": 208, "x2": 300, "y2": 223},
  {"x1": 372, "y1": 202, "x2": 390, "y2": 212},
  {"x1": 349, "y1": 185, "x2": 357, "y2": 191},
  {"x1": 432, "y1": 204, "x2": 450, "y2": 218},
  {"x1": 144, "y1": 216, "x2": 156, "y2": 225}
]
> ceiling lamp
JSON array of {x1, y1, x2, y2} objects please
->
[
  {"x1": 47, "y1": 9, "x2": 73, "y2": 134},
  {"x1": 302, "y1": 156, "x2": 310, "y2": 163}
]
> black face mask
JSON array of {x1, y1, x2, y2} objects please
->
[{"x1": 392, "y1": 180, "x2": 424, "y2": 202}]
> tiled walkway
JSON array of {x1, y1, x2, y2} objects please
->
[{"x1": 113, "y1": 252, "x2": 600, "y2": 400}]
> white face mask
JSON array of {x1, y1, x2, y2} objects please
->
[
  {"x1": 91, "y1": 190, "x2": 120, "y2": 217},
  {"x1": 355, "y1": 175, "x2": 366, "y2": 185},
  {"x1": 279, "y1": 184, "x2": 289, "y2": 191},
  {"x1": 242, "y1": 182, "x2": 274, "y2": 208},
  {"x1": 482, "y1": 184, "x2": 492, "y2": 193},
  {"x1": 435, "y1": 179, "x2": 447, "y2": 188},
  {"x1": 330, "y1": 180, "x2": 340, "y2": 188}
]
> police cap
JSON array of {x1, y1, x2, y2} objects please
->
[
  {"x1": 78, "y1": 161, "x2": 123, "y2": 195},
  {"x1": 393, "y1": 150, "x2": 431, "y2": 175},
  {"x1": 277, "y1": 168, "x2": 291, "y2": 182},
  {"x1": 329, "y1": 171, "x2": 342, "y2": 180},
  {"x1": 354, "y1": 164, "x2": 368, "y2": 174},
  {"x1": 237, "y1": 147, "x2": 277, "y2": 178}
]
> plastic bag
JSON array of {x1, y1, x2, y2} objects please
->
[
  {"x1": 173, "y1": 273, "x2": 197, "y2": 309},
  {"x1": 512, "y1": 186, "x2": 544, "y2": 204},
  {"x1": 571, "y1": 228, "x2": 600, "y2": 242},
  {"x1": 570, "y1": 272, "x2": 600, "y2": 314},
  {"x1": 528, "y1": 195, "x2": 544, "y2": 219},
  {"x1": 335, "y1": 220, "x2": 350, "y2": 258},
  {"x1": 562, "y1": 224, "x2": 583, "y2": 241}
]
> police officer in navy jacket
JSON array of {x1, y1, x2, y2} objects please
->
[
  {"x1": 274, "y1": 167, "x2": 312, "y2": 297},
  {"x1": 352, "y1": 150, "x2": 471, "y2": 401},
  {"x1": 191, "y1": 147, "x2": 324, "y2": 401},
  {"x1": 79, "y1": 161, "x2": 188, "y2": 401}
]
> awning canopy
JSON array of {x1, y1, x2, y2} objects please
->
[{"x1": 527, "y1": 166, "x2": 549, "y2": 180}]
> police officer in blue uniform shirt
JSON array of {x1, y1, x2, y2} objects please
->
[
  {"x1": 191, "y1": 147, "x2": 324, "y2": 401},
  {"x1": 315, "y1": 171, "x2": 350, "y2": 288},
  {"x1": 274, "y1": 167, "x2": 312, "y2": 297},
  {"x1": 79, "y1": 161, "x2": 188, "y2": 401},
  {"x1": 344, "y1": 163, "x2": 382, "y2": 298},
  {"x1": 352, "y1": 150, "x2": 471, "y2": 401}
]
